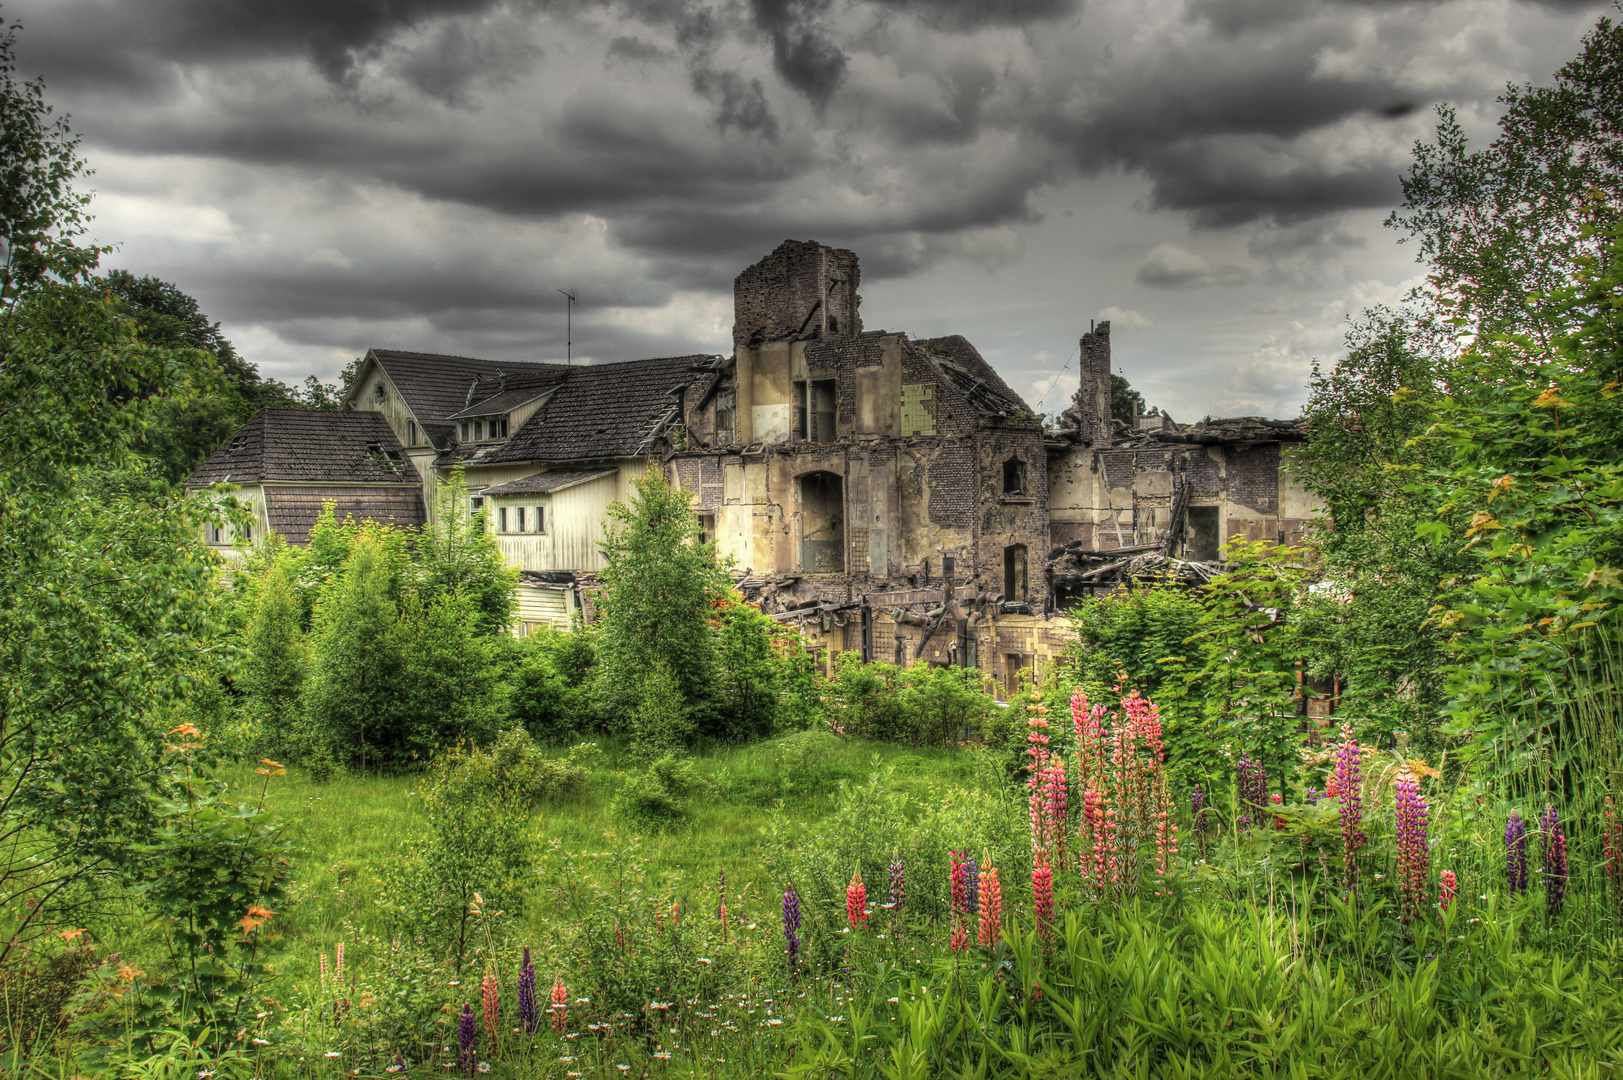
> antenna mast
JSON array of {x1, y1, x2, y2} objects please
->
[{"x1": 558, "y1": 289, "x2": 578, "y2": 366}]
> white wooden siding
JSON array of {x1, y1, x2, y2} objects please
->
[{"x1": 515, "y1": 582, "x2": 573, "y2": 633}]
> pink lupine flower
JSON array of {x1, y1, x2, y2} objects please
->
[
  {"x1": 1032, "y1": 861, "x2": 1055, "y2": 957},
  {"x1": 1335, "y1": 724, "x2": 1366, "y2": 889},
  {"x1": 846, "y1": 870, "x2": 869, "y2": 931},
  {"x1": 1394, "y1": 771, "x2": 1431, "y2": 922},
  {"x1": 1439, "y1": 870, "x2": 1458, "y2": 917},
  {"x1": 335, "y1": 940, "x2": 345, "y2": 984},
  {"x1": 549, "y1": 976, "x2": 568, "y2": 1034},
  {"x1": 949, "y1": 852, "x2": 970, "y2": 953},
  {"x1": 319, "y1": 951, "x2": 329, "y2": 985},
  {"x1": 978, "y1": 865, "x2": 1003, "y2": 949}
]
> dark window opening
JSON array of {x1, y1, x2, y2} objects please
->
[
  {"x1": 535, "y1": 505, "x2": 545, "y2": 533},
  {"x1": 459, "y1": 421, "x2": 468, "y2": 441},
  {"x1": 228, "y1": 434, "x2": 248, "y2": 450},
  {"x1": 1003, "y1": 457, "x2": 1027, "y2": 496},
  {"x1": 716, "y1": 389, "x2": 737, "y2": 445},
  {"x1": 793, "y1": 381, "x2": 807, "y2": 440},
  {"x1": 942, "y1": 554, "x2": 955, "y2": 578},
  {"x1": 1186, "y1": 506, "x2": 1220, "y2": 562},
  {"x1": 470, "y1": 495, "x2": 485, "y2": 523},
  {"x1": 498, "y1": 507, "x2": 508, "y2": 533},
  {"x1": 517, "y1": 507, "x2": 526, "y2": 533},
  {"x1": 1004, "y1": 543, "x2": 1028, "y2": 601},
  {"x1": 797, "y1": 471, "x2": 845, "y2": 573},
  {"x1": 498, "y1": 417, "x2": 509, "y2": 438},
  {"x1": 407, "y1": 420, "x2": 417, "y2": 446},
  {"x1": 697, "y1": 511, "x2": 715, "y2": 545},
  {"x1": 811, "y1": 379, "x2": 836, "y2": 442}
]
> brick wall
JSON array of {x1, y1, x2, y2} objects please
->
[{"x1": 733, "y1": 240, "x2": 862, "y2": 352}]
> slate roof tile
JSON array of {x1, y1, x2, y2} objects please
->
[{"x1": 185, "y1": 409, "x2": 421, "y2": 486}]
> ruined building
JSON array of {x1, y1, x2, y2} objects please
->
[{"x1": 188, "y1": 240, "x2": 1319, "y2": 694}]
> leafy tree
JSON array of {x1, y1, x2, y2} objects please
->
[
  {"x1": 391, "y1": 589, "x2": 506, "y2": 757},
  {"x1": 239, "y1": 545, "x2": 306, "y2": 753},
  {"x1": 1391, "y1": 16, "x2": 1622, "y2": 342},
  {"x1": 898, "y1": 663, "x2": 993, "y2": 748},
  {"x1": 418, "y1": 465, "x2": 516, "y2": 634},
  {"x1": 629, "y1": 659, "x2": 693, "y2": 760},
  {"x1": 302, "y1": 526, "x2": 405, "y2": 771},
  {"x1": 1110, "y1": 373, "x2": 1148, "y2": 425},
  {"x1": 593, "y1": 466, "x2": 728, "y2": 728},
  {"x1": 1066, "y1": 582, "x2": 1202, "y2": 701},
  {"x1": 0, "y1": 18, "x2": 228, "y2": 969},
  {"x1": 508, "y1": 625, "x2": 598, "y2": 743}
]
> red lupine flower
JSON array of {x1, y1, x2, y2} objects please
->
[
  {"x1": 1439, "y1": 870, "x2": 1458, "y2": 917},
  {"x1": 978, "y1": 865, "x2": 1003, "y2": 949},
  {"x1": 949, "y1": 852, "x2": 970, "y2": 952},
  {"x1": 481, "y1": 972, "x2": 499, "y2": 1044},
  {"x1": 846, "y1": 870, "x2": 869, "y2": 931}
]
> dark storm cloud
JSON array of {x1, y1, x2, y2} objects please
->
[
  {"x1": 16, "y1": 0, "x2": 517, "y2": 89},
  {"x1": 867, "y1": 0, "x2": 1079, "y2": 30},
  {"x1": 750, "y1": 0, "x2": 849, "y2": 106}
]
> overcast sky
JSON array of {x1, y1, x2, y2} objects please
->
[{"x1": 11, "y1": 0, "x2": 1613, "y2": 422}]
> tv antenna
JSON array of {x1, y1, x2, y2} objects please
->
[{"x1": 558, "y1": 289, "x2": 578, "y2": 365}]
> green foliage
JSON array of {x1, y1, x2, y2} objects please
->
[
  {"x1": 381, "y1": 746, "x2": 533, "y2": 972},
  {"x1": 1177, "y1": 540, "x2": 1312, "y2": 792},
  {"x1": 130, "y1": 739, "x2": 290, "y2": 1049},
  {"x1": 239, "y1": 545, "x2": 305, "y2": 754},
  {"x1": 896, "y1": 662, "x2": 993, "y2": 748},
  {"x1": 594, "y1": 466, "x2": 728, "y2": 727},
  {"x1": 1391, "y1": 16, "x2": 1623, "y2": 340},
  {"x1": 0, "y1": 17, "x2": 229, "y2": 977},
  {"x1": 1109, "y1": 372, "x2": 1146, "y2": 425},
  {"x1": 713, "y1": 592, "x2": 811, "y2": 740},
  {"x1": 417, "y1": 466, "x2": 517, "y2": 635},
  {"x1": 301, "y1": 527, "x2": 404, "y2": 770},
  {"x1": 392, "y1": 588, "x2": 507, "y2": 754},
  {"x1": 484, "y1": 727, "x2": 598, "y2": 803},
  {"x1": 612, "y1": 752, "x2": 709, "y2": 829},
  {"x1": 1066, "y1": 582, "x2": 1201, "y2": 700},
  {"x1": 629, "y1": 659, "x2": 694, "y2": 761},
  {"x1": 506, "y1": 625, "x2": 600, "y2": 743},
  {"x1": 825, "y1": 653, "x2": 908, "y2": 741},
  {"x1": 1415, "y1": 217, "x2": 1623, "y2": 752}
]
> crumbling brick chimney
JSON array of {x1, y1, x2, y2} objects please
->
[
  {"x1": 1075, "y1": 321, "x2": 1113, "y2": 446},
  {"x1": 733, "y1": 240, "x2": 863, "y2": 353}
]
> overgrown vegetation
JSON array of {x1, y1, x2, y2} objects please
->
[{"x1": 4, "y1": 11, "x2": 1623, "y2": 1080}]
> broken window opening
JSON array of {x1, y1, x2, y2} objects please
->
[
  {"x1": 470, "y1": 495, "x2": 485, "y2": 524},
  {"x1": 811, "y1": 379, "x2": 837, "y2": 443},
  {"x1": 697, "y1": 511, "x2": 716, "y2": 545},
  {"x1": 942, "y1": 554, "x2": 955, "y2": 578},
  {"x1": 497, "y1": 416, "x2": 509, "y2": 438},
  {"x1": 228, "y1": 434, "x2": 248, "y2": 451},
  {"x1": 797, "y1": 471, "x2": 845, "y2": 573},
  {"x1": 1003, "y1": 456, "x2": 1027, "y2": 496},
  {"x1": 1186, "y1": 505, "x2": 1220, "y2": 562},
  {"x1": 715, "y1": 389, "x2": 737, "y2": 445},
  {"x1": 1004, "y1": 543, "x2": 1028, "y2": 602},
  {"x1": 793, "y1": 381, "x2": 807, "y2": 440}
]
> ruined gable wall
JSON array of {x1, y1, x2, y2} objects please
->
[{"x1": 733, "y1": 240, "x2": 862, "y2": 353}]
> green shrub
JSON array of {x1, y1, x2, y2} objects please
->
[
  {"x1": 612, "y1": 752, "x2": 709, "y2": 829},
  {"x1": 484, "y1": 727, "x2": 598, "y2": 802},
  {"x1": 507, "y1": 624, "x2": 599, "y2": 743}
]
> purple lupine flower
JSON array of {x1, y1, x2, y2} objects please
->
[
  {"x1": 458, "y1": 1002, "x2": 477, "y2": 1075},
  {"x1": 517, "y1": 946, "x2": 538, "y2": 1033},
  {"x1": 1394, "y1": 772, "x2": 1431, "y2": 922},
  {"x1": 1236, "y1": 757, "x2": 1268, "y2": 828},
  {"x1": 1191, "y1": 785, "x2": 1206, "y2": 819},
  {"x1": 888, "y1": 856, "x2": 905, "y2": 912},
  {"x1": 1540, "y1": 805, "x2": 1569, "y2": 916},
  {"x1": 782, "y1": 883, "x2": 802, "y2": 968},
  {"x1": 1191, "y1": 784, "x2": 1209, "y2": 861},
  {"x1": 965, "y1": 856, "x2": 980, "y2": 916},
  {"x1": 1335, "y1": 725, "x2": 1365, "y2": 887},
  {"x1": 1305, "y1": 788, "x2": 1320, "y2": 805},
  {"x1": 1506, "y1": 811, "x2": 1529, "y2": 896}
]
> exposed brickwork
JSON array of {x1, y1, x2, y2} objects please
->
[
  {"x1": 733, "y1": 240, "x2": 862, "y2": 352},
  {"x1": 1227, "y1": 443, "x2": 1281, "y2": 515}
]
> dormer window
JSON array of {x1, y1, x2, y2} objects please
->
[{"x1": 458, "y1": 416, "x2": 510, "y2": 443}]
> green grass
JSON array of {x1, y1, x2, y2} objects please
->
[{"x1": 205, "y1": 733, "x2": 974, "y2": 969}]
